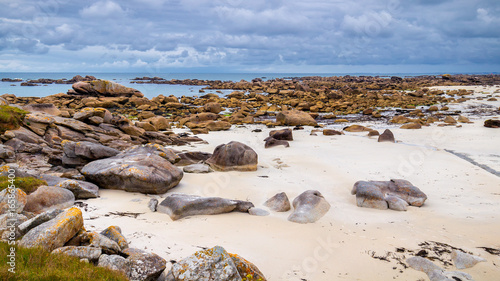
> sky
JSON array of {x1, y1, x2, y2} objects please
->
[{"x1": 0, "y1": 0, "x2": 499, "y2": 73}]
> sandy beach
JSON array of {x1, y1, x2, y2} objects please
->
[{"x1": 79, "y1": 86, "x2": 500, "y2": 280}]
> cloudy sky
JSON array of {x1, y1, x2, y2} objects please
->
[{"x1": 0, "y1": 0, "x2": 499, "y2": 73}]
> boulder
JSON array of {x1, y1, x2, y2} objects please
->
[
  {"x1": 206, "y1": 141, "x2": 258, "y2": 172},
  {"x1": 203, "y1": 102, "x2": 222, "y2": 114},
  {"x1": 276, "y1": 110, "x2": 317, "y2": 126},
  {"x1": 269, "y1": 128, "x2": 293, "y2": 140},
  {"x1": 73, "y1": 107, "x2": 112, "y2": 123},
  {"x1": 98, "y1": 254, "x2": 130, "y2": 277},
  {"x1": 56, "y1": 179, "x2": 99, "y2": 199},
  {"x1": 148, "y1": 198, "x2": 158, "y2": 212},
  {"x1": 248, "y1": 208, "x2": 270, "y2": 216},
  {"x1": 351, "y1": 179, "x2": 427, "y2": 210},
  {"x1": 367, "y1": 130, "x2": 380, "y2": 137},
  {"x1": 451, "y1": 250, "x2": 486, "y2": 269},
  {"x1": 85, "y1": 231, "x2": 122, "y2": 255},
  {"x1": 443, "y1": 116, "x2": 457, "y2": 124},
  {"x1": 0, "y1": 213, "x2": 27, "y2": 240},
  {"x1": 81, "y1": 147, "x2": 183, "y2": 194},
  {"x1": 23, "y1": 186, "x2": 75, "y2": 214},
  {"x1": 18, "y1": 209, "x2": 63, "y2": 235},
  {"x1": 23, "y1": 111, "x2": 55, "y2": 136},
  {"x1": 264, "y1": 192, "x2": 291, "y2": 212},
  {"x1": 22, "y1": 103, "x2": 61, "y2": 116},
  {"x1": 176, "y1": 152, "x2": 212, "y2": 166},
  {"x1": 70, "y1": 80, "x2": 143, "y2": 97},
  {"x1": 19, "y1": 207, "x2": 83, "y2": 251},
  {"x1": 400, "y1": 122, "x2": 422, "y2": 129},
  {"x1": 0, "y1": 144, "x2": 15, "y2": 161},
  {"x1": 390, "y1": 115, "x2": 411, "y2": 124},
  {"x1": 323, "y1": 129, "x2": 343, "y2": 136},
  {"x1": 166, "y1": 246, "x2": 266, "y2": 281},
  {"x1": 484, "y1": 119, "x2": 500, "y2": 128},
  {"x1": 127, "y1": 250, "x2": 167, "y2": 281},
  {"x1": 288, "y1": 190, "x2": 330, "y2": 224},
  {"x1": 407, "y1": 256, "x2": 474, "y2": 281},
  {"x1": 344, "y1": 125, "x2": 371, "y2": 132},
  {"x1": 264, "y1": 137, "x2": 290, "y2": 148},
  {"x1": 0, "y1": 188, "x2": 27, "y2": 214},
  {"x1": 52, "y1": 246, "x2": 102, "y2": 262},
  {"x1": 205, "y1": 121, "x2": 232, "y2": 131},
  {"x1": 377, "y1": 129, "x2": 395, "y2": 143},
  {"x1": 157, "y1": 193, "x2": 254, "y2": 221},
  {"x1": 183, "y1": 163, "x2": 213, "y2": 173},
  {"x1": 101, "y1": 226, "x2": 129, "y2": 250},
  {"x1": 457, "y1": 115, "x2": 471, "y2": 123}
]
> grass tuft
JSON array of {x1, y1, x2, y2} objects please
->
[
  {"x1": 0, "y1": 176, "x2": 47, "y2": 194},
  {"x1": 0, "y1": 106, "x2": 28, "y2": 134}
]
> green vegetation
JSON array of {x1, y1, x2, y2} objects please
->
[
  {"x1": 0, "y1": 106, "x2": 28, "y2": 134},
  {"x1": 0, "y1": 242, "x2": 128, "y2": 281},
  {"x1": 0, "y1": 176, "x2": 47, "y2": 194}
]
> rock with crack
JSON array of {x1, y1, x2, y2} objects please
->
[
  {"x1": 288, "y1": 190, "x2": 330, "y2": 224},
  {"x1": 351, "y1": 179, "x2": 427, "y2": 211},
  {"x1": 157, "y1": 193, "x2": 254, "y2": 221},
  {"x1": 61, "y1": 140, "x2": 120, "y2": 167}
]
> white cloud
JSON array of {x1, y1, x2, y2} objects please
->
[{"x1": 80, "y1": 1, "x2": 126, "y2": 18}]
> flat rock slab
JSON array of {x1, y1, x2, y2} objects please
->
[{"x1": 158, "y1": 194, "x2": 254, "y2": 221}]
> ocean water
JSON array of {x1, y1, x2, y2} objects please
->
[{"x1": 0, "y1": 72, "x2": 442, "y2": 99}]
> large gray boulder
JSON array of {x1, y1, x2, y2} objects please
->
[
  {"x1": 56, "y1": 179, "x2": 99, "y2": 199},
  {"x1": 126, "y1": 249, "x2": 167, "y2": 281},
  {"x1": 23, "y1": 186, "x2": 75, "y2": 214},
  {"x1": 288, "y1": 190, "x2": 330, "y2": 224},
  {"x1": 158, "y1": 194, "x2": 254, "y2": 221},
  {"x1": 351, "y1": 179, "x2": 427, "y2": 211},
  {"x1": 19, "y1": 207, "x2": 83, "y2": 251},
  {"x1": 166, "y1": 246, "x2": 266, "y2": 281},
  {"x1": 206, "y1": 141, "x2": 258, "y2": 172},
  {"x1": 62, "y1": 140, "x2": 120, "y2": 167},
  {"x1": 82, "y1": 146, "x2": 183, "y2": 194}
]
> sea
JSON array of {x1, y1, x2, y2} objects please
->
[{"x1": 0, "y1": 72, "x2": 486, "y2": 99}]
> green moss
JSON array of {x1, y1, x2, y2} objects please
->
[
  {"x1": 0, "y1": 242, "x2": 129, "y2": 281},
  {"x1": 0, "y1": 176, "x2": 47, "y2": 194},
  {"x1": 0, "y1": 106, "x2": 28, "y2": 134}
]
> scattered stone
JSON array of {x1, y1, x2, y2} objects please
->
[
  {"x1": 101, "y1": 226, "x2": 129, "y2": 251},
  {"x1": 19, "y1": 207, "x2": 83, "y2": 251},
  {"x1": 451, "y1": 250, "x2": 486, "y2": 269},
  {"x1": 344, "y1": 125, "x2": 371, "y2": 132},
  {"x1": 269, "y1": 128, "x2": 293, "y2": 140},
  {"x1": 378, "y1": 129, "x2": 395, "y2": 143},
  {"x1": 264, "y1": 192, "x2": 291, "y2": 212},
  {"x1": 367, "y1": 130, "x2": 379, "y2": 137},
  {"x1": 443, "y1": 116, "x2": 457, "y2": 124},
  {"x1": 264, "y1": 137, "x2": 290, "y2": 148},
  {"x1": 158, "y1": 193, "x2": 254, "y2": 221},
  {"x1": 288, "y1": 190, "x2": 330, "y2": 224},
  {"x1": 183, "y1": 163, "x2": 213, "y2": 173},
  {"x1": 148, "y1": 198, "x2": 158, "y2": 212},
  {"x1": 248, "y1": 208, "x2": 270, "y2": 216},
  {"x1": 323, "y1": 129, "x2": 343, "y2": 136},
  {"x1": 206, "y1": 141, "x2": 258, "y2": 172},
  {"x1": 56, "y1": 179, "x2": 99, "y2": 199},
  {"x1": 484, "y1": 119, "x2": 500, "y2": 128},
  {"x1": 400, "y1": 122, "x2": 422, "y2": 129},
  {"x1": 457, "y1": 115, "x2": 471, "y2": 123}
]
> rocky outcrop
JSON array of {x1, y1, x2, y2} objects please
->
[
  {"x1": 23, "y1": 186, "x2": 75, "y2": 214},
  {"x1": 351, "y1": 179, "x2": 427, "y2": 211},
  {"x1": 206, "y1": 141, "x2": 258, "y2": 172},
  {"x1": 157, "y1": 194, "x2": 254, "y2": 221},
  {"x1": 62, "y1": 140, "x2": 120, "y2": 167},
  {"x1": 82, "y1": 146, "x2": 183, "y2": 194},
  {"x1": 19, "y1": 207, "x2": 83, "y2": 251},
  {"x1": 69, "y1": 80, "x2": 143, "y2": 97},
  {"x1": 288, "y1": 190, "x2": 330, "y2": 224},
  {"x1": 166, "y1": 246, "x2": 266, "y2": 281}
]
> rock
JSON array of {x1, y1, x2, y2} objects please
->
[
  {"x1": 367, "y1": 130, "x2": 380, "y2": 136},
  {"x1": 288, "y1": 190, "x2": 330, "y2": 224},
  {"x1": 98, "y1": 254, "x2": 131, "y2": 277},
  {"x1": 24, "y1": 186, "x2": 75, "y2": 214},
  {"x1": 101, "y1": 226, "x2": 128, "y2": 251},
  {"x1": 52, "y1": 246, "x2": 102, "y2": 262},
  {"x1": 166, "y1": 246, "x2": 266, "y2": 281},
  {"x1": 183, "y1": 163, "x2": 213, "y2": 173},
  {"x1": 176, "y1": 152, "x2": 212, "y2": 166},
  {"x1": 22, "y1": 103, "x2": 61, "y2": 116},
  {"x1": 264, "y1": 137, "x2": 290, "y2": 148},
  {"x1": 145, "y1": 116, "x2": 170, "y2": 131},
  {"x1": 205, "y1": 121, "x2": 232, "y2": 131},
  {"x1": 457, "y1": 115, "x2": 471, "y2": 123},
  {"x1": 407, "y1": 256, "x2": 443, "y2": 274},
  {"x1": 407, "y1": 257, "x2": 474, "y2": 281},
  {"x1": 248, "y1": 208, "x2": 269, "y2": 216},
  {"x1": 56, "y1": 179, "x2": 99, "y2": 199},
  {"x1": 484, "y1": 119, "x2": 500, "y2": 128},
  {"x1": 378, "y1": 129, "x2": 395, "y2": 143},
  {"x1": 136, "y1": 121, "x2": 157, "y2": 131},
  {"x1": 0, "y1": 144, "x2": 15, "y2": 161},
  {"x1": 148, "y1": 198, "x2": 158, "y2": 212},
  {"x1": 73, "y1": 107, "x2": 112, "y2": 123},
  {"x1": 157, "y1": 193, "x2": 254, "y2": 221},
  {"x1": 443, "y1": 116, "x2": 457, "y2": 124},
  {"x1": 71, "y1": 80, "x2": 143, "y2": 97},
  {"x1": 19, "y1": 207, "x2": 83, "y2": 251},
  {"x1": 0, "y1": 213, "x2": 27, "y2": 240},
  {"x1": 203, "y1": 102, "x2": 222, "y2": 114},
  {"x1": 129, "y1": 144, "x2": 180, "y2": 164},
  {"x1": 323, "y1": 129, "x2": 343, "y2": 136},
  {"x1": 86, "y1": 231, "x2": 122, "y2": 255},
  {"x1": 351, "y1": 179, "x2": 427, "y2": 210},
  {"x1": 264, "y1": 192, "x2": 291, "y2": 212},
  {"x1": 53, "y1": 116, "x2": 94, "y2": 134},
  {"x1": 82, "y1": 147, "x2": 183, "y2": 194},
  {"x1": 0, "y1": 188, "x2": 27, "y2": 214},
  {"x1": 18, "y1": 209, "x2": 63, "y2": 235},
  {"x1": 276, "y1": 110, "x2": 317, "y2": 126},
  {"x1": 344, "y1": 125, "x2": 371, "y2": 132},
  {"x1": 269, "y1": 128, "x2": 293, "y2": 140},
  {"x1": 23, "y1": 111, "x2": 55, "y2": 136},
  {"x1": 428, "y1": 105, "x2": 439, "y2": 112},
  {"x1": 400, "y1": 122, "x2": 422, "y2": 129},
  {"x1": 206, "y1": 141, "x2": 258, "y2": 172},
  {"x1": 451, "y1": 250, "x2": 486, "y2": 269},
  {"x1": 127, "y1": 250, "x2": 167, "y2": 281},
  {"x1": 391, "y1": 115, "x2": 411, "y2": 124}
]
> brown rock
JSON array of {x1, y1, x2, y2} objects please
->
[
  {"x1": 269, "y1": 128, "x2": 293, "y2": 140},
  {"x1": 24, "y1": 186, "x2": 75, "y2": 214},
  {"x1": 323, "y1": 129, "x2": 343, "y2": 136},
  {"x1": 206, "y1": 141, "x2": 258, "y2": 171},
  {"x1": 378, "y1": 129, "x2": 395, "y2": 142},
  {"x1": 444, "y1": 116, "x2": 457, "y2": 124},
  {"x1": 276, "y1": 110, "x2": 317, "y2": 126},
  {"x1": 344, "y1": 125, "x2": 371, "y2": 132},
  {"x1": 484, "y1": 119, "x2": 500, "y2": 128},
  {"x1": 400, "y1": 123, "x2": 422, "y2": 129}
]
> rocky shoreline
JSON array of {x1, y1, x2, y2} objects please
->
[{"x1": 0, "y1": 76, "x2": 499, "y2": 280}]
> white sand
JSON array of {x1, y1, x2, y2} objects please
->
[{"x1": 83, "y1": 86, "x2": 500, "y2": 280}]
